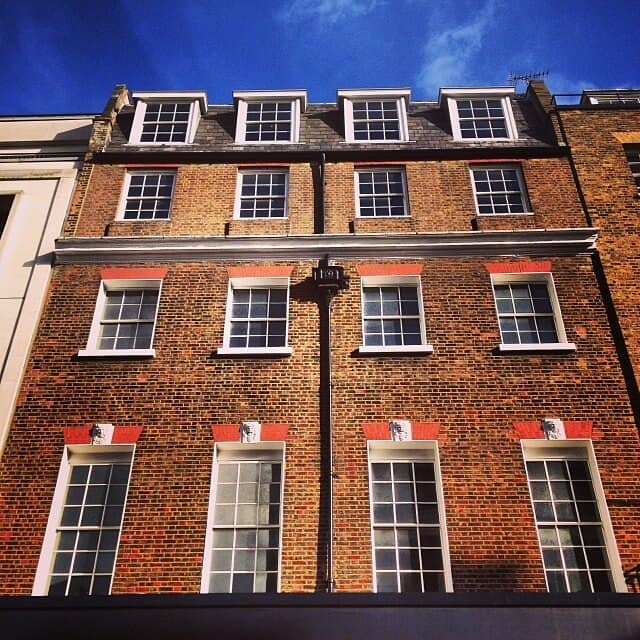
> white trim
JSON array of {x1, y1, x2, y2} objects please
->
[
  {"x1": 439, "y1": 86, "x2": 515, "y2": 102},
  {"x1": 217, "y1": 346, "x2": 292, "y2": 356},
  {"x1": 499, "y1": 342, "x2": 576, "y2": 352},
  {"x1": 521, "y1": 439, "x2": 627, "y2": 593},
  {"x1": 79, "y1": 278, "x2": 163, "y2": 358},
  {"x1": 469, "y1": 164, "x2": 532, "y2": 216},
  {"x1": 234, "y1": 168, "x2": 289, "y2": 220},
  {"x1": 338, "y1": 88, "x2": 411, "y2": 101},
  {"x1": 78, "y1": 347, "x2": 156, "y2": 358},
  {"x1": 116, "y1": 170, "x2": 176, "y2": 221},
  {"x1": 128, "y1": 99, "x2": 201, "y2": 145},
  {"x1": 341, "y1": 93, "x2": 410, "y2": 143},
  {"x1": 233, "y1": 90, "x2": 307, "y2": 111},
  {"x1": 444, "y1": 91, "x2": 518, "y2": 142},
  {"x1": 220, "y1": 276, "x2": 291, "y2": 354},
  {"x1": 131, "y1": 91, "x2": 208, "y2": 113},
  {"x1": 54, "y1": 228, "x2": 600, "y2": 264},
  {"x1": 359, "y1": 344, "x2": 433, "y2": 354},
  {"x1": 490, "y1": 271, "x2": 573, "y2": 350},
  {"x1": 234, "y1": 96, "x2": 303, "y2": 144},
  {"x1": 354, "y1": 167, "x2": 409, "y2": 218},
  {"x1": 33, "y1": 444, "x2": 135, "y2": 596},
  {"x1": 360, "y1": 274, "x2": 429, "y2": 352},
  {"x1": 201, "y1": 442, "x2": 286, "y2": 593},
  {"x1": 367, "y1": 440, "x2": 453, "y2": 592}
]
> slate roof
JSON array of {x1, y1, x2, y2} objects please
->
[{"x1": 106, "y1": 95, "x2": 557, "y2": 153}]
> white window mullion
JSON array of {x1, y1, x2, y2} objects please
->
[
  {"x1": 203, "y1": 446, "x2": 284, "y2": 594},
  {"x1": 491, "y1": 273, "x2": 575, "y2": 352},
  {"x1": 220, "y1": 276, "x2": 291, "y2": 355},
  {"x1": 368, "y1": 442, "x2": 451, "y2": 593},
  {"x1": 79, "y1": 278, "x2": 162, "y2": 358},
  {"x1": 523, "y1": 441, "x2": 626, "y2": 593},
  {"x1": 33, "y1": 447, "x2": 133, "y2": 596},
  {"x1": 359, "y1": 275, "x2": 431, "y2": 354}
]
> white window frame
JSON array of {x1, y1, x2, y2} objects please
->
[
  {"x1": 117, "y1": 170, "x2": 176, "y2": 221},
  {"x1": 440, "y1": 88, "x2": 518, "y2": 142},
  {"x1": 233, "y1": 91, "x2": 306, "y2": 144},
  {"x1": 625, "y1": 148, "x2": 640, "y2": 195},
  {"x1": 368, "y1": 440, "x2": 453, "y2": 593},
  {"x1": 339, "y1": 89, "x2": 410, "y2": 143},
  {"x1": 354, "y1": 167, "x2": 409, "y2": 218},
  {"x1": 201, "y1": 441, "x2": 285, "y2": 594},
  {"x1": 128, "y1": 91, "x2": 207, "y2": 145},
  {"x1": 218, "y1": 276, "x2": 292, "y2": 356},
  {"x1": 490, "y1": 272, "x2": 575, "y2": 352},
  {"x1": 33, "y1": 444, "x2": 134, "y2": 596},
  {"x1": 78, "y1": 278, "x2": 163, "y2": 358},
  {"x1": 359, "y1": 275, "x2": 432, "y2": 354},
  {"x1": 470, "y1": 164, "x2": 532, "y2": 216},
  {"x1": 521, "y1": 439, "x2": 626, "y2": 593},
  {"x1": 234, "y1": 169, "x2": 289, "y2": 220}
]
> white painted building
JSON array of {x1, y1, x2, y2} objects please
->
[{"x1": 0, "y1": 114, "x2": 93, "y2": 454}]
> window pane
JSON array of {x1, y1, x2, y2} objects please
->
[
  {"x1": 48, "y1": 460, "x2": 130, "y2": 596},
  {"x1": 228, "y1": 287, "x2": 288, "y2": 349},
  {"x1": 370, "y1": 461, "x2": 445, "y2": 592},
  {"x1": 363, "y1": 285, "x2": 423, "y2": 347},
  {"x1": 208, "y1": 461, "x2": 281, "y2": 593},
  {"x1": 527, "y1": 456, "x2": 613, "y2": 593}
]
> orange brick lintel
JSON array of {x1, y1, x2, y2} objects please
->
[
  {"x1": 356, "y1": 263, "x2": 424, "y2": 277},
  {"x1": 467, "y1": 159, "x2": 524, "y2": 165},
  {"x1": 211, "y1": 424, "x2": 290, "y2": 442},
  {"x1": 362, "y1": 422, "x2": 441, "y2": 440},
  {"x1": 121, "y1": 164, "x2": 181, "y2": 169},
  {"x1": 63, "y1": 425, "x2": 144, "y2": 445},
  {"x1": 513, "y1": 421, "x2": 594, "y2": 439},
  {"x1": 101, "y1": 267, "x2": 168, "y2": 280},
  {"x1": 485, "y1": 261, "x2": 551, "y2": 274},
  {"x1": 227, "y1": 265, "x2": 293, "y2": 278},
  {"x1": 353, "y1": 161, "x2": 410, "y2": 167},
  {"x1": 235, "y1": 163, "x2": 292, "y2": 168}
]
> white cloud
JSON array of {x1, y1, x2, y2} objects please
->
[
  {"x1": 541, "y1": 72, "x2": 598, "y2": 105},
  {"x1": 545, "y1": 72, "x2": 596, "y2": 95},
  {"x1": 279, "y1": 0, "x2": 384, "y2": 24},
  {"x1": 415, "y1": 1, "x2": 496, "y2": 97}
]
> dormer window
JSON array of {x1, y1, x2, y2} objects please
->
[
  {"x1": 129, "y1": 91, "x2": 208, "y2": 145},
  {"x1": 234, "y1": 91, "x2": 307, "y2": 144},
  {"x1": 338, "y1": 89, "x2": 410, "y2": 142},
  {"x1": 440, "y1": 88, "x2": 517, "y2": 141}
]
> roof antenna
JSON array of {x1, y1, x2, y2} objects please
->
[{"x1": 508, "y1": 70, "x2": 549, "y2": 93}]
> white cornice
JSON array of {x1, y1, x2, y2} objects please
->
[
  {"x1": 438, "y1": 86, "x2": 516, "y2": 108},
  {"x1": 55, "y1": 229, "x2": 598, "y2": 264},
  {"x1": 337, "y1": 88, "x2": 411, "y2": 105},
  {"x1": 132, "y1": 91, "x2": 208, "y2": 114},
  {"x1": 233, "y1": 90, "x2": 308, "y2": 112}
]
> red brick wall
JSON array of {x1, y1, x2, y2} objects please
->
[
  {"x1": 72, "y1": 163, "x2": 315, "y2": 238},
  {"x1": 324, "y1": 159, "x2": 585, "y2": 235},
  {"x1": 328, "y1": 256, "x2": 640, "y2": 591},
  {"x1": 558, "y1": 109, "x2": 640, "y2": 388},
  {"x1": 1, "y1": 256, "x2": 638, "y2": 594},
  {"x1": 0, "y1": 261, "x2": 322, "y2": 594}
]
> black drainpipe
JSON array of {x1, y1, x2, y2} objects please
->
[{"x1": 313, "y1": 257, "x2": 349, "y2": 593}]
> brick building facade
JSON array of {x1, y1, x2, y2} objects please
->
[
  {"x1": 553, "y1": 91, "x2": 640, "y2": 419},
  {"x1": 0, "y1": 82, "x2": 639, "y2": 638}
]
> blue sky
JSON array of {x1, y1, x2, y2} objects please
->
[{"x1": 1, "y1": 0, "x2": 639, "y2": 114}]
